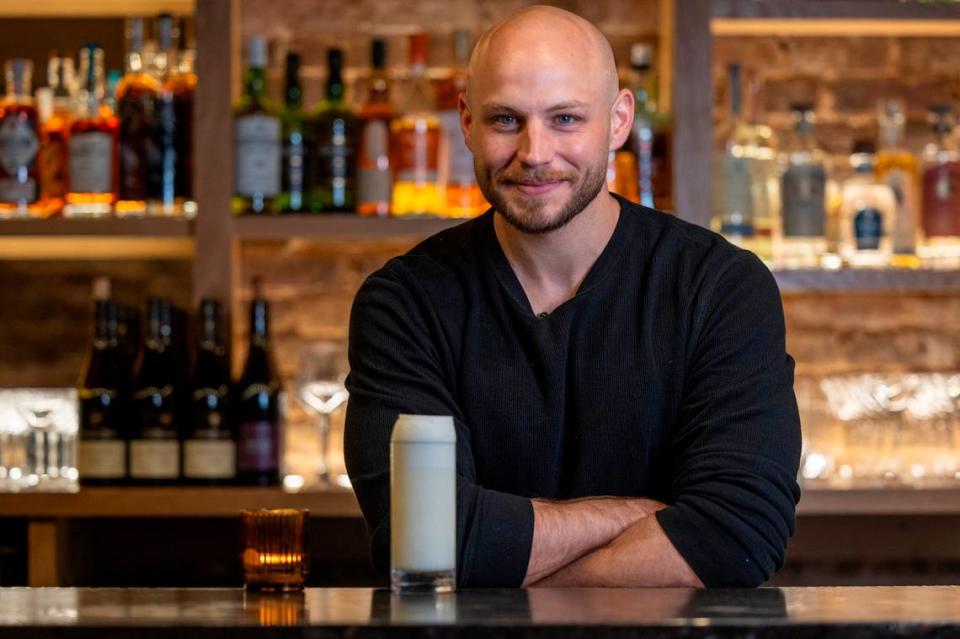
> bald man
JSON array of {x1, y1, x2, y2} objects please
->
[{"x1": 345, "y1": 7, "x2": 801, "y2": 589}]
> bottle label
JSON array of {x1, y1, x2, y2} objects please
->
[
  {"x1": 235, "y1": 115, "x2": 281, "y2": 197},
  {"x1": 184, "y1": 439, "x2": 236, "y2": 479},
  {"x1": 781, "y1": 164, "x2": 826, "y2": 237},
  {"x1": 438, "y1": 110, "x2": 474, "y2": 186},
  {"x1": 884, "y1": 167, "x2": 918, "y2": 252},
  {"x1": 0, "y1": 114, "x2": 39, "y2": 175},
  {"x1": 130, "y1": 439, "x2": 180, "y2": 479},
  {"x1": 77, "y1": 439, "x2": 126, "y2": 479},
  {"x1": 237, "y1": 420, "x2": 279, "y2": 473},
  {"x1": 854, "y1": 207, "x2": 883, "y2": 250},
  {"x1": 358, "y1": 119, "x2": 392, "y2": 205},
  {"x1": 922, "y1": 162, "x2": 960, "y2": 238},
  {"x1": 69, "y1": 132, "x2": 113, "y2": 194}
]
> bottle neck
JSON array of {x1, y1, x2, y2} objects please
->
[
  {"x1": 125, "y1": 52, "x2": 145, "y2": 76},
  {"x1": 244, "y1": 66, "x2": 267, "y2": 101},
  {"x1": 249, "y1": 300, "x2": 270, "y2": 346},
  {"x1": 326, "y1": 68, "x2": 345, "y2": 103},
  {"x1": 285, "y1": 76, "x2": 301, "y2": 109},
  {"x1": 367, "y1": 67, "x2": 390, "y2": 104}
]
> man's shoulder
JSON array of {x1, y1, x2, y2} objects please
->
[
  {"x1": 620, "y1": 199, "x2": 758, "y2": 275},
  {"x1": 361, "y1": 213, "x2": 489, "y2": 296}
]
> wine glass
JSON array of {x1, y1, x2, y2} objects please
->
[{"x1": 295, "y1": 343, "x2": 350, "y2": 488}]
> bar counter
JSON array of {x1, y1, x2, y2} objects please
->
[{"x1": 1, "y1": 586, "x2": 960, "y2": 638}]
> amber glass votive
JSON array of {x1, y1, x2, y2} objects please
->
[{"x1": 241, "y1": 509, "x2": 309, "y2": 591}]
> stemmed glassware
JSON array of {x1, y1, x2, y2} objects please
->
[{"x1": 295, "y1": 343, "x2": 350, "y2": 488}]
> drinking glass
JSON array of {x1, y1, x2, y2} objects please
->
[{"x1": 295, "y1": 343, "x2": 350, "y2": 487}]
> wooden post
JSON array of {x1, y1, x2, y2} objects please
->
[
  {"x1": 193, "y1": 0, "x2": 240, "y2": 369},
  {"x1": 671, "y1": 0, "x2": 712, "y2": 227}
]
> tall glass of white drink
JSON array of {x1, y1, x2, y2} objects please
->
[{"x1": 390, "y1": 414, "x2": 456, "y2": 594}]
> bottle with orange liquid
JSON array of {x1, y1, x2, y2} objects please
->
[
  {"x1": 357, "y1": 38, "x2": 394, "y2": 217},
  {"x1": 36, "y1": 53, "x2": 76, "y2": 216},
  {"x1": 436, "y1": 30, "x2": 486, "y2": 218},
  {"x1": 875, "y1": 99, "x2": 920, "y2": 268},
  {"x1": 390, "y1": 33, "x2": 443, "y2": 217},
  {"x1": 0, "y1": 59, "x2": 41, "y2": 218},
  {"x1": 65, "y1": 45, "x2": 119, "y2": 217}
]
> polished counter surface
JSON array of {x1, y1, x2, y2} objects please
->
[{"x1": 1, "y1": 587, "x2": 959, "y2": 637}]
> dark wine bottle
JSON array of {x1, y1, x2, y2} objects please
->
[
  {"x1": 235, "y1": 284, "x2": 282, "y2": 486},
  {"x1": 77, "y1": 283, "x2": 128, "y2": 486},
  {"x1": 129, "y1": 297, "x2": 182, "y2": 485},
  {"x1": 183, "y1": 299, "x2": 236, "y2": 485}
]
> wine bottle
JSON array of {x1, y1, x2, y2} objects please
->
[
  {"x1": 235, "y1": 283, "x2": 282, "y2": 486},
  {"x1": 77, "y1": 279, "x2": 128, "y2": 486},
  {"x1": 183, "y1": 299, "x2": 236, "y2": 485},
  {"x1": 129, "y1": 297, "x2": 182, "y2": 484}
]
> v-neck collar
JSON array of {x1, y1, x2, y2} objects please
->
[{"x1": 481, "y1": 197, "x2": 635, "y2": 320}]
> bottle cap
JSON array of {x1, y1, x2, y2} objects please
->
[
  {"x1": 248, "y1": 36, "x2": 268, "y2": 68},
  {"x1": 372, "y1": 38, "x2": 387, "y2": 69},
  {"x1": 392, "y1": 415, "x2": 457, "y2": 444},
  {"x1": 630, "y1": 43, "x2": 652, "y2": 70},
  {"x1": 409, "y1": 32, "x2": 429, "y2": 66},
  {"x1": 328, "y1": 47, "x2": 343, "y2": 71}
]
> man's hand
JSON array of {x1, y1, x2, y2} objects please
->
[
  {"x1": 521, "y1": 497, "x2": 665, "y2": 586},
  {"x1": 529, "y1": 509, "x2": 704, "y2": 588}
]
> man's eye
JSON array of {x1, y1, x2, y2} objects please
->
[
  {"x1": 555, "y1": 114, "x2": 579, "y2": 125},
  {"x1": 493, "y1": 114, "x2": 518, "y2": 126}
]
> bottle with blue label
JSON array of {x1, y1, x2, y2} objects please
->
[{"x1": 839, "y1": 140, "x2": 894, "y2": 267}]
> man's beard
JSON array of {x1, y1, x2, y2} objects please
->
[{"x1": 476, "y1": 157, "x2": 608, "y2": 235}]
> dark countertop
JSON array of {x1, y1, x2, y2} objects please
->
[{"x1": 1, "y1": 587, "x2": 960, "y2": 638}]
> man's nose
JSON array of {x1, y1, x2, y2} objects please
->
[{"x1": 517, "y1": 120, "x2": 554, "y2": 167}]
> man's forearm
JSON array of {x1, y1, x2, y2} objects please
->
[
  {"x1": 521, "y1": 497, "x2": 663, "y2": 586},
  {"x1": 530, "y1": 510, "x2": 704, "y2": 588}
]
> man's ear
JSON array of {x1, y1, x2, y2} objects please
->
[
  {"x1": 459, "y1": 93, "x2": 474, "y2": 151},
  {"x1": 609, "y1": 88, "x2": 635, "y2": 152}
]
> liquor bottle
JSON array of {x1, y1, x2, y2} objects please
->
[
  {"x1": 634, "y1": 44, "x2": 672, "y2": 211},
  {"x1": 714, "y1": 64, "x2": 777, "y2": 262},
  {"x1": 0, "y1": 59, "x2": 41, "y2": 217},
  {"x1": 776, "y1": 103, "x2": 827, "y2": 268},
  {"x1": 232, "y1": 36, "x2": 281, "y2": 215},
  {"x1": 876, "y1": 99, "x2": 920, "y2": 268},
  {"x1": 436, "y1": 30, "x2": 485, "y2": 218},
  {"x1": 357, "y1": 38, "x2": 394, "y2": 217},
  {"x1": 116, "y1": 17, "x2": 161, "y2": 216},
  {"x1": 714, "y1": 63, "x2": 754, "y2": 243},
  {"x1": 310, "y1": 47, "x2": 359, "y2": 213},
  {"x1": 183, "y1": 299, "x2": 235, "y2": 485},
  {"x1": 618, "y1": 44, "x2": 656, "y2": 208},
  {"x1": 920, "y1": 104, "x2": 960, "y2": 260},
  {"x1": 77, "y1": 278, "x2": 128, "y2": 486},
  {"x1": 65, "y1": 45, "x2": 120, "y2": 218},
  {"x1": 37, "y1": 53, "x2": 75, "y2": 214},
  {"x1": 276, "y1": 52, "x2": 308, "y2": 213},
  {"x1": 236, "y1": 282, "x2": 282, "y2": 486},
  {"x1": 839, "y1": 141, "x2": 894, "y2": 267},
  {"x1": 117, "y1": 303, "x2": 142, "y2": 382},
  {"x1": 173, "y1": 17, "x2": 197, "y2": 216},
  {"x1": 391, "y1": 33, "x2": 444, "y2": 217},
  {"x1": 130, "y1": 297, "x2": 182, "y2": 485},
  {"x1": 151, "y1": 13, "x2": 195, "y2": 216}
]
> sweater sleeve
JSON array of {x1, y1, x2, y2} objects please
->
[
  {"x1": 343, "y1": 266, "x2": 534, "y2": 588},
  {"x1": 655, "y1": 251, "x2": 802, "y2": 587}
]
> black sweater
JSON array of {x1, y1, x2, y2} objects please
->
[{"x1": 344, "y1": 196, "x2": 801, "y2": 588}]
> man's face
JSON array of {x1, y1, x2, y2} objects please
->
[{"x1": 462, "y1": 48, "x2": 615, "y2": 235}]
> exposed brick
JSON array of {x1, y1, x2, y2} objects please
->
[
  {"x1": 763, "y1": 76, "x2": 821, "y2": 113},
  {"x1": 901, "y1": 38, "x2": 960, "y2": 78}
]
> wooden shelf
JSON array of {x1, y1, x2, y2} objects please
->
[
  {"x1": 0, "y1": 217, "x2": 194, "y2": 260},
  {"x1": 0, "y1": 217, "x2": 194, "y2": 237},
  {"x1": 798, "y1": 488, "x2": 960, "y2": 516},
  {"x1": 0, "y1": 0, "x2": 194, "y2": 17},
  {"x1": 234, "y1": 214, "x2": 467, "y2": 241},
  {"x1": 774, "y1": 269, "x2": 960, "y2": 294},
  {"x1": 0, "y1": 487, "x2": 360, "y2": 518},
  {"x1": 712, "y1": 0, "x2": 960, "y2": 37},
  {"x1": 712, "y1": 0, "x2": 960, "y2": 21}
]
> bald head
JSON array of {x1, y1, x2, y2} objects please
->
[{"x1": 467, "y1": 5, "x2": 619, "y2": 108}]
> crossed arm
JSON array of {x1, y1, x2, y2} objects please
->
[{"x1": 521, "y1": 497, "x2": 703, "y2": 587}]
